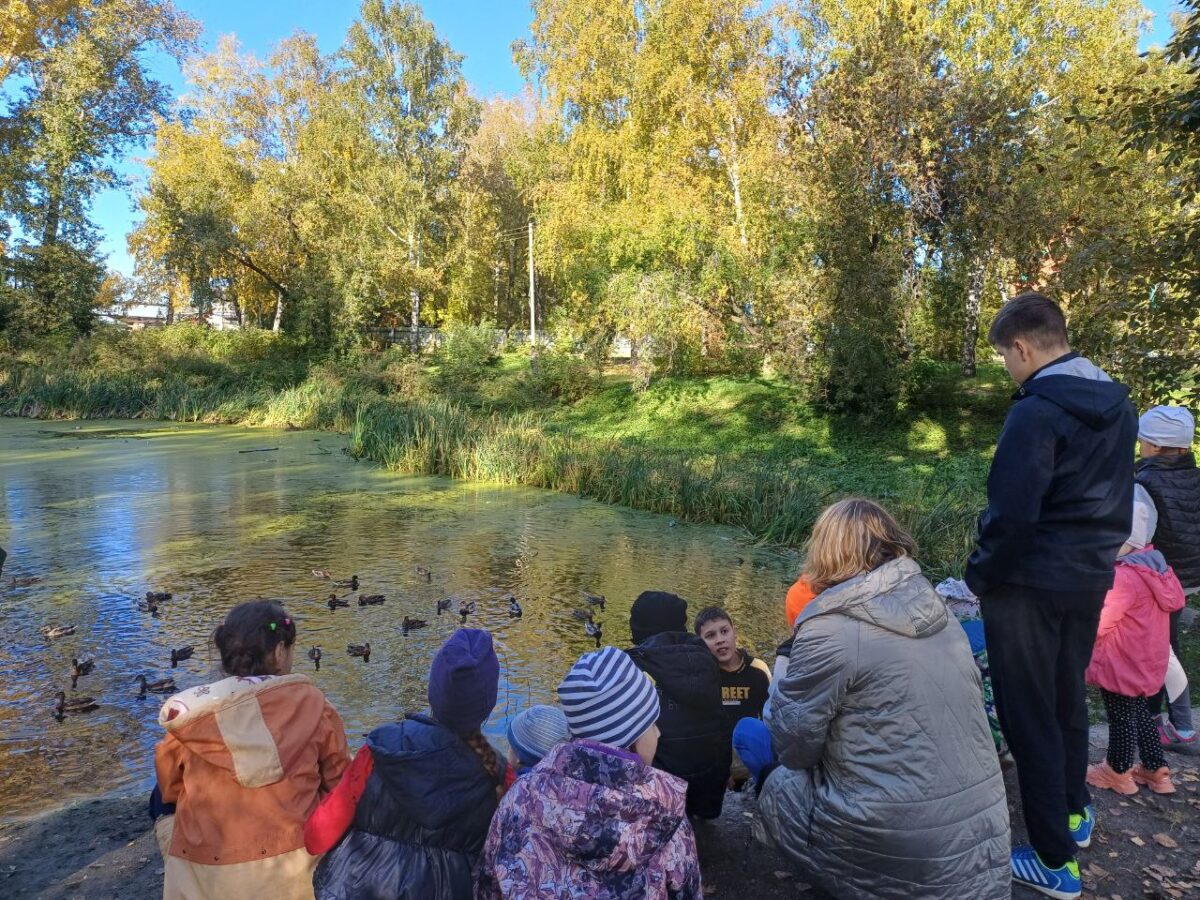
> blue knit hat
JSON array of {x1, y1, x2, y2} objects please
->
[
  {"x1": 428, "y1": 629, "x2": 499, "y2": 736},
  {"x1": 557, "y1": 646, "x2": 660, "y2": 749},
  {"x1": 506, "y1": 704, "x2": 570, "y2": 768}
]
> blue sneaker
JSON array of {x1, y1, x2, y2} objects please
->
[
  {"x1": 1011, "y1": 846, "x2": 1081, "y2": 899},
  {"x1": 1068, "y1": 806, "x2": 1095, "y2": 849}
]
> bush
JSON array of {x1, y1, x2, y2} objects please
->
[{"x1": 434, "y1": 321, "x2": 498, "y2": 395}]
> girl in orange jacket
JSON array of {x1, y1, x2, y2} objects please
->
[{"x1": 154, "y1": 600, "x2": 350, "y2": 900}]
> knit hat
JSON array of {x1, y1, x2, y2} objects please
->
[
  {"x1": 506, "y1": 704, "x2": 570, "y2": 768},
  {"x1": 557, "y1": 646, "x2": 660, "y2": 749},
  {"x1": 629, "y1": 590, "x2": 688, "y2": 644},
  {"x1": 1138, "y1": 405, "x2": 1195, "y2": 449},
  {"x1": 428, "y1": 629, "x2": 499, "y2": 736},
  {"x1": 1127, "y1": 484, "x2": 1159, "y2": 551}
]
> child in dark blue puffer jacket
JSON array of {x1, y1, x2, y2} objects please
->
[{"x1": 306, "y1": 629, "x2": 507, "y2": 900}]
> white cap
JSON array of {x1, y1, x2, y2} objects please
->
[
  {"x1": 1128, "y1": 484, "x2": 1158, "y2": 550},
  {"x1": 1138, "y1": 406, "x2": 1195, "y2": 449}
]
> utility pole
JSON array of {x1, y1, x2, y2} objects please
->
[{"x1": 528, "y1": 218, "x2": 538, "y2": 371}]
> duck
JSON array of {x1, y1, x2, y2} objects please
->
[
  {"x1": 436, "y1": 597, "x2": 454, "y2": 616},
  {"x1": 39, "y1": 624, "x2": 77, "y2": 639},
  {"x1": 458, "y1": 600, "x2": 477, "y2": 623},
  {"x1": 312, "y1": 569, "x2": 332, "y2": 579},
  {"x1": 70, "y1": 657, "x2": 95, "y2": 690},
  {"x1": 170, "y1": 646, "x2": 194, "y2": 668},
  {"x1": 571, "y1": 609, "x2": 593, "y2": 622},
  {"x1": 333, "y1": 575, "x2": 359, "y2": 590},
  {"x1": 402, "y1": 617, "x2": 428, "y2": 633},
  {"x1": 53, "y1": 691, "x2": 98, "y2": 718},
  {"x1": 145, "y1": 591, "x2": 172, "y2": 603},
  {"x1": 508, "y1": 597, "x2": 523, "y2": 618},
  {"x1": 415, "y1": 566, "x2": 432, "y2": 581},
  {"x1": 584, "y1": 620, "x2": 603, "y2": 648},
  {"x1": 358, "y1": 594, "x2": 386, "y2": 606},
  {"x1": 733, "y1": 556, "x2": 745, "y2": 566},
  {"x1": 582, "y1": 591, "x2": 606, "y2": 610},
  {"x1": 327, "y1": 593, "x2": 349, "y2": 610},
  {"x1": 9, "y1": 575, "x2": 42, "y2": 588},
  {"x1": 307, "y1": 647, "x2": 322, "y2": 671},
  {"x1": 347, "y1": 642, "x2": 371, "y2": 661},
  {"x1": 134, "y1": 674, "x2": 176, "y2": 697},
  {"x1": 137, "y1": 597, "x2": 160, "y2": 614}
]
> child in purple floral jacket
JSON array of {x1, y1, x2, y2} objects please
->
[{"x1": 476, "y1": 646, "x2": 702, "y2": 899}]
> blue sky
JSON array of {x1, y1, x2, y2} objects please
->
[{"x1": 91, "y1": 0, "x2": 1189, "y2": 276}]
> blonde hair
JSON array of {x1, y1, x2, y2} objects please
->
[{"x1": 802, "y1": 499, "x2": 918, "y2": 594}]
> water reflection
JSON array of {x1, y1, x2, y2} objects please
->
[{"x1": 0, "y1": 419, "x2": 799, "y2": 819}]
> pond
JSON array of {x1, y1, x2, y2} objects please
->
[{"x1": 0, "y1": 419, "x2": 799, "y2": 820}]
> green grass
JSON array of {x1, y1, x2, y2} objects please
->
[{"x1": 0, "y1": 326, "x2": 1009, "y2": 579}]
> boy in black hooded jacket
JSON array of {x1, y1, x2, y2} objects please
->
[
  {"x1": 628, "y1": 590, "x2": 731, "y2": 819},
  {"x1": 966, "y1": 292, "x2": 1137, "y2": 897}
]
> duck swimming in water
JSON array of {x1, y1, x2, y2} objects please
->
[
  {"x1": 508, "y1": 597, "x2": 523, "y2": 618},
  {"x1": 458, "y1": 600, "x2": 477, "y2": 623},
  {"x1": 402, "y1": 617, "x2": 428, "y2": 633},
  {"x1": 436, "y1": 597, "x2": 454, "y2": 615},
  {"x1": 584, "y1": 620, "x2": 603, "y2": 648},
  {"x1": 571, "y1": 609, "x2": 593, "y2": 622},
  {"x1": 70, "y1": 657, "x2": 94, "y2": 690},
  {"x1": 53, "y1": 691, "x2": 98, "y2": 719},
  {"x1": 333, "y1": 575, "x2": 359, "y2": 590},
  {"x1": 138, "y1": 597, "x2": 160, "y2": 614},
  {"x1": 307, "y1": 647, "x2": 322, "y2": 671},
  {"x1": 145, "y1": 591, "x2": 172, "y2": 603},
  {"x1": 170, "y1": 646, "x2": 194, "y2": 668},
  {"x1": 347, "y1": 642, "x2": 371, "y2": 661},
  {"x1": 134, "y1": 674, "x2": 176, "y2": 697},
  {"x1": 327, "y1": 593, "x2": 349, "y2": 610},
  {"x1": 415, "y1": 566, "x2": 432, "y2": 581},
  {"x1": 582, "y1": 591, "x2": 606, "y2": 610},
  {"x1": 312, "y1": 569, "x2": 332, "y2": 579},
  {"x1": 358, "y1": 594, "x2": 386, "y2": 606},
  {"x1": 40, "y1": 624, "x2": 77, "y2": 640}
]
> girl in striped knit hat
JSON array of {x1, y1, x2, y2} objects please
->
[{"x1": 477, "y1": 646, "x2": 703, "y2": 899}]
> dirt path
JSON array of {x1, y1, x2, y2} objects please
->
[{"x1": 2, "y1": 736, "x2": 1197, "y2": 899}]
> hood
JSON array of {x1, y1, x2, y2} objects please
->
[
  {"x1": 797, "y1": 557, "x2": 948, "y2": 638},
  {"x1": 1118, "y1": 548, "x2": 1187, "y2": 613},
  {"x1": 627, "y1": 632, "x2": 721, "y2": 710},
  {"x1": 159, "y1": 673, "x2": 322, "y2": 788},
  {"x1": 1020, "y1": 354, "x2": 1131, "y2": 431},
  {"x1": 365, "y1": 714, "x2": 493, "y2": 831},
  {"x1": 522, "y1": 741, "x2": 688, "y2": 874}
]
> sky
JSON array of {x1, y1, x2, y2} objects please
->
[{"x1": 89, "y1": 0, "x2": 1189, "y2": 277}]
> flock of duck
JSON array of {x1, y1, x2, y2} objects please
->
[
  {"x1": 43, "y1": 593, "x2": 192, "y2": 720},
  {"x1": 310, "y1": 568, "x2": 607, "y2": 665},
  {"x1": 40, "y1": 568, "x2": 608, "y2": 717}
]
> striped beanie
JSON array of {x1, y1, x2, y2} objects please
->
[
  {"x1": 506, "y1": 704, "x2": 571, "y2": 768},
  {"x1": 557, "y1": 646, "x2": 660, "y2": 749}
]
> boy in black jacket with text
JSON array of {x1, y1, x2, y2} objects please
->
[
  {"x1": 965, "y1": 292, "x2": 1137, "y2": 900},
  {"x1": 628, "y1": 590, "x2": 730, "y2": 820}
]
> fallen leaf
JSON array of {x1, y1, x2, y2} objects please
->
[
  {"x1": 774, "y1": 871, "x2": 790, "y2": 880},
  {"x1": 1089, "y1": 863, "x2": 1110, "y2": 879},
  {"x1": 1154, "y1": 833, "x2": 1179, "y2": 849},
  {"x1": 1130, "y1": 836, "x2": 1145, "y2": 847}
]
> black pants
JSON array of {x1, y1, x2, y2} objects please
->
[
  {"x1": 684, "y1": 759, "x2": 730, "y2": 820},
  {"x1": 1101, "y1": 690, "x2": 1165, "y2": 773},
  {"x1": 981, "y1": 583, "x2": 1104, "y2": 869},
  {"x1": 1147, "y1": 608, "x2": 1182, "y2": 719}
]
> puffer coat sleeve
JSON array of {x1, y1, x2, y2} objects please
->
[{"x1": 767, "y1": 615, "x2": 851, "y2": 773}]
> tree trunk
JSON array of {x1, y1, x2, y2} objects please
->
[
  {"x1": 726, "y1": 122, "x2": 749, "y2": 249},
  {"x1": 272, "y1": 290, "x2": 284, "y2": 333},
  {"x1": 961, "y1": 259, "x2": 986, "y2": 377},
  {"x1": 408, "y1": 227, "x2": 421, "y2": 352}
]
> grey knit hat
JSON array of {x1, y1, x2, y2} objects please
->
[
  {"x1": 557, "y1": 646, "x2": 659, "y2": 749},
  {"x1": 506, "y1": 704, "x2": 570, "y2": 768}
]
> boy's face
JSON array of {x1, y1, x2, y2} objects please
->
[
  {"x1": 1140, "y1": 439, "x2": 1186, "y2": 459},
  {"x1": 699, "y1": 617, "x2": 737, "y2": 667}
]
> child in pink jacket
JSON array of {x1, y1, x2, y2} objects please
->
[{"x1": 1086, "y1": 485, "x2": 1186, "y2": 795}]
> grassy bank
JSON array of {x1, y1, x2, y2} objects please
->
[{"x1": 0, "y1": 325, "x2": 1006, "y2": 578}]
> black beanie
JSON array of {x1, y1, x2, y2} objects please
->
[{"x1": 630, "y1": 591, "x2": 689, "y2": 644}]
